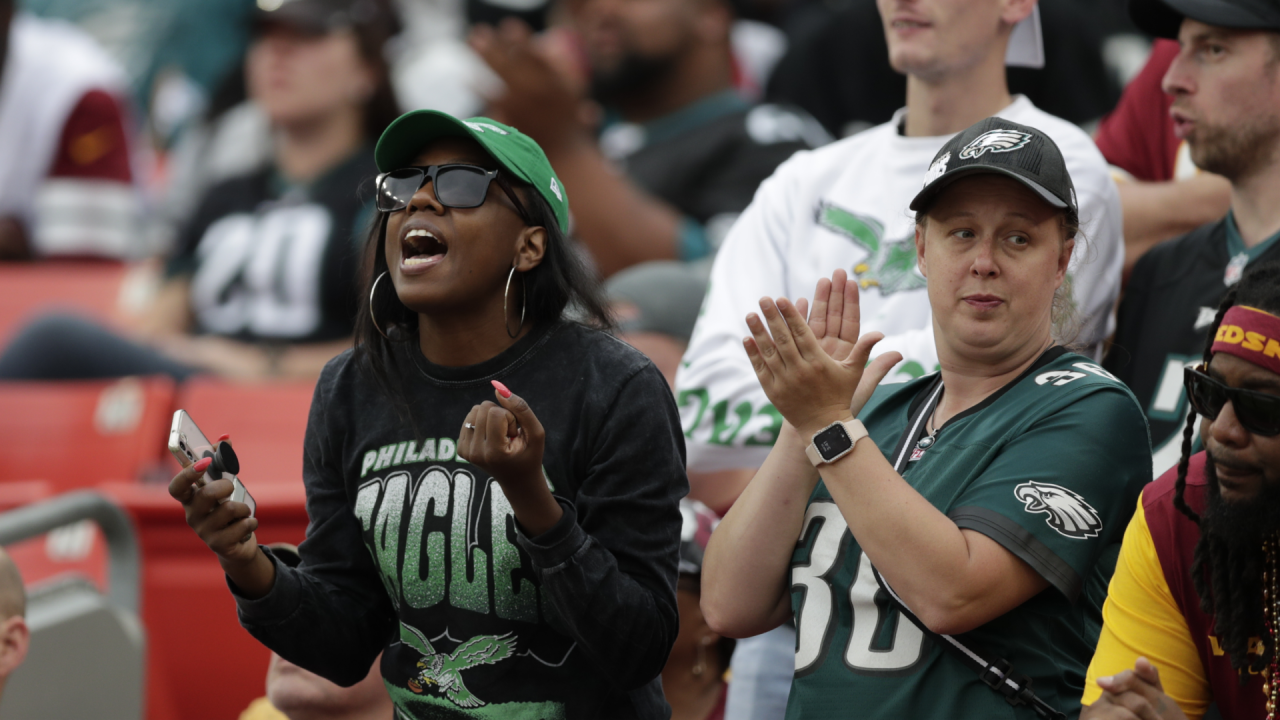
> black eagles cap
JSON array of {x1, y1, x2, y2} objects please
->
[{"x1": 909, "y1": 117, "x2": 1078, "y2": 220}]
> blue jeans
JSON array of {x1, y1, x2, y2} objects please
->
[
  {"x1": 725, "y1": 623, "x2": 794, "y2": 720},
  {"x1": 0, "y1": 313, "x2": 198, "y2": 381}
]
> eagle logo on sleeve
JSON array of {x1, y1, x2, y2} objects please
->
[
  {"x1": 1014, "y1": 482, "x2": 1102, "y2": 539},
  {"x1": 958, "y1": 130, "x2": 1032, "y2": 159}
]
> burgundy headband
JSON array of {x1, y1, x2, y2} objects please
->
[{"x1": 1212, "y1": 306, "x2": 1280, "y2": 376}]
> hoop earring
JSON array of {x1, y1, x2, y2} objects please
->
[
  {"x1": 370, "y1": 271, "x2": 392, "y2": 340},
  {"x1": 504, "y1": 266, "x2": 527, "y2": 339}
]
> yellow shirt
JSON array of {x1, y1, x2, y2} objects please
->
[
  {"x1": 238, "y1": 696, "x2": 288, "y2": 720},
  {"x1": 1081, "y1": 493, "x2": 1211, "y2": 718}
]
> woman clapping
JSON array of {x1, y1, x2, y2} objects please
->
[{"x1": 702, "y1": 119, "x2": 1151, "y2": 720}]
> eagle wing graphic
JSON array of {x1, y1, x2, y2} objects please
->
[
  {"x1": 446, "y1": 633, "x2": 516, "y2": 672},
  {"x1": 1043, "y1": 493, "x2": 1101, "y2": 536},
  {"x1": 444, "y1": 680, "x2": 484, "y2": 708},
  {"x1": 818, "y1": 203, "x2": 883, "y2": 254},
  {"x1": 399, "y1": 623, "x2": 436, "y2": 657},
  {"x1": 876, "y1": 241, "x2": 927, "y2": 294}
]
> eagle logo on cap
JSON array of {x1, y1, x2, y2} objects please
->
[
  {"x1": 959, "y1": 129, "x2": 1032, "y2": 159},
  {"x1": 1014, "y1": 481, "x2": 1102, "y2": 539}
]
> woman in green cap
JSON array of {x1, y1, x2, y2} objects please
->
[{"x1": 168, "y1": 111, "x2": 688, "y2": 719}]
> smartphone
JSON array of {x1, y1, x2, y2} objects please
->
[{"x1": 168, "y1": 410, "x2": 255, "y2": 516}]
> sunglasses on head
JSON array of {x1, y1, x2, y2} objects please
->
[
  {"x1": 1184, "y1": 366, "x2": 1280, "y2": 437},
  {"x1": 375, "y1": 164, "x2": 531, "y2": 223}
]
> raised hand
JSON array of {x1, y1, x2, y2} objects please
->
[
  {"x1": 458, "y1": 381, "x2": 562, "y2": 536},
  {"x1": 468, "y1": 19, "x2": 593, "y2": 153},
  {"x1": 795, "y1": 269, "x2": 862, "y2": 363},
  {"x1": 168, "y1": 444, "x2": 275, "y2": 598},
  {"x1": 744, "y1": 275, "x2": 901, "y2": 437},
  {"x1": 169, "y1": 455, "x2": 259, "y2": 565}
]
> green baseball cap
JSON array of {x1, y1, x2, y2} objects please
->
[{"x1": 374, "y1": 110, "x2": 570, "y2": 233}]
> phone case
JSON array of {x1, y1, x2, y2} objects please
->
[{"x1": 168, "y1": 410, "x2": 255, "y2": 517}]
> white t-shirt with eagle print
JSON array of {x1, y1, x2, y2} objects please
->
[{"x1": 675, "y1": 95, "x2": 1123, "y2": 473}]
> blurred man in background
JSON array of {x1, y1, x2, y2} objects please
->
[
  {"x1": 766, "y1": 0, "x2": 1126, "y2": 139},
  {"x1": 1094, "y1": 37, "x2": 1232, "y2": 276},
  {"x1": 471, "y1": 0, "x2": 826, "y2": 381},
  {"x1": 0, "y1": 0, "x2": 139, "y2": 260},
  {"x1": 0, "y1": 548, "x2": 28, "y2": 703},
  {"x1": 1104, "y1": 0, "x2": 1280, "y2": 479}
]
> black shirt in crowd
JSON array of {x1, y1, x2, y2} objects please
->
[
  {"x1": 601, "y1": 90, "x2": 829, "y2": 253},
  {"x1": 167, "y1": 149, "x2": 377, "y2": 344},
  {"x1": 233, "y1": 321, "x2": 689, "y2": 720},
  {"x1": 1104, "y1": 217, "x2": 1280, "y2": 466}
]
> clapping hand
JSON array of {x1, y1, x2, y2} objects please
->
[
  {"x1": 1081, "y1": 658, "x2": 1189, "y2": 720},
  {"x1": 744, "y1": 269, "x2": 902, "y2": 437}
]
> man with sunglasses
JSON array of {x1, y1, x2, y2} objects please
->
[{"x1": 1082, "y1": 260, "x2": 1280, "y2": 720}]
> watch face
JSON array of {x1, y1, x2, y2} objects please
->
[{"x1": 815, "y1": 423, "x2": 854, "y2": 461}]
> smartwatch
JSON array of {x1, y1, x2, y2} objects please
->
[{"x1": 805, "y1": 419, "x2": 869, "y2": 466}]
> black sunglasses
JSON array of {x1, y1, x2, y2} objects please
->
[
  {"x1": 1184, "y1": 366, "x2": 1280, "y2": 437},
  {"x1": 375, "y1": 164, "x2": 531, "y2": 223}
]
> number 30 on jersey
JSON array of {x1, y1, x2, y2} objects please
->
[{"x1": 792, "y1": 501, "x2": 928, "y2": 676}]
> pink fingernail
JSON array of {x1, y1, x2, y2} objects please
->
[
  {"x1": 194, "y1": 458, "x2": 212, "y2": 473},
  {"x1": 492, "y1": 380, "x2": 512, "y2": 398},
  {"x1": 216, "y1": 434, "x2": 230, "y2": 443}
]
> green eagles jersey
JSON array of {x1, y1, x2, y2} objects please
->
[{"x1": 787, "y1": 348, "x2": 1151, "y2": 719}]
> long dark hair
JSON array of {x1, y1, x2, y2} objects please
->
[
  {"x1": 352, "y1": 175, "x2": 613, "y2": 399},
  {"x1": 1173, "y1": 260, "x2": 1280, "y2": 674}
]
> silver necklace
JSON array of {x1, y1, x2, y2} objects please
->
[{"x1": 917, "y1": 408, "x2": 941, "y2": 450}]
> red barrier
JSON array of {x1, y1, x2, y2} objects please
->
[
  {"x1": 99, "y1": 481, "x2": 308, "y2": 720},
  {"x1": 0, "y1": 377, "x2": 176, "y2": 487},
  {"x1": 0, "y1": 260, "x2": 127, "y2": 348},
  {"x1": 0, "y1": 374, "x2": 318, "y2": 720},
  {"x1": 176, "y1": 379, "x2": 316, "y2": 489}
]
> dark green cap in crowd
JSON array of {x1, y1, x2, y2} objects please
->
[{"x1": 374, "y1": 111, "x2": 570, "y2": 234}]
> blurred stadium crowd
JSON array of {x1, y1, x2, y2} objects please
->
[{"x1": 0, "y1": 0, "x2": 1277, "y2": 718}]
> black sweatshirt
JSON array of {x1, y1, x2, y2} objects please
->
[{"x1": 233, "y1": 322, "x2": 688, "y2": 719}]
